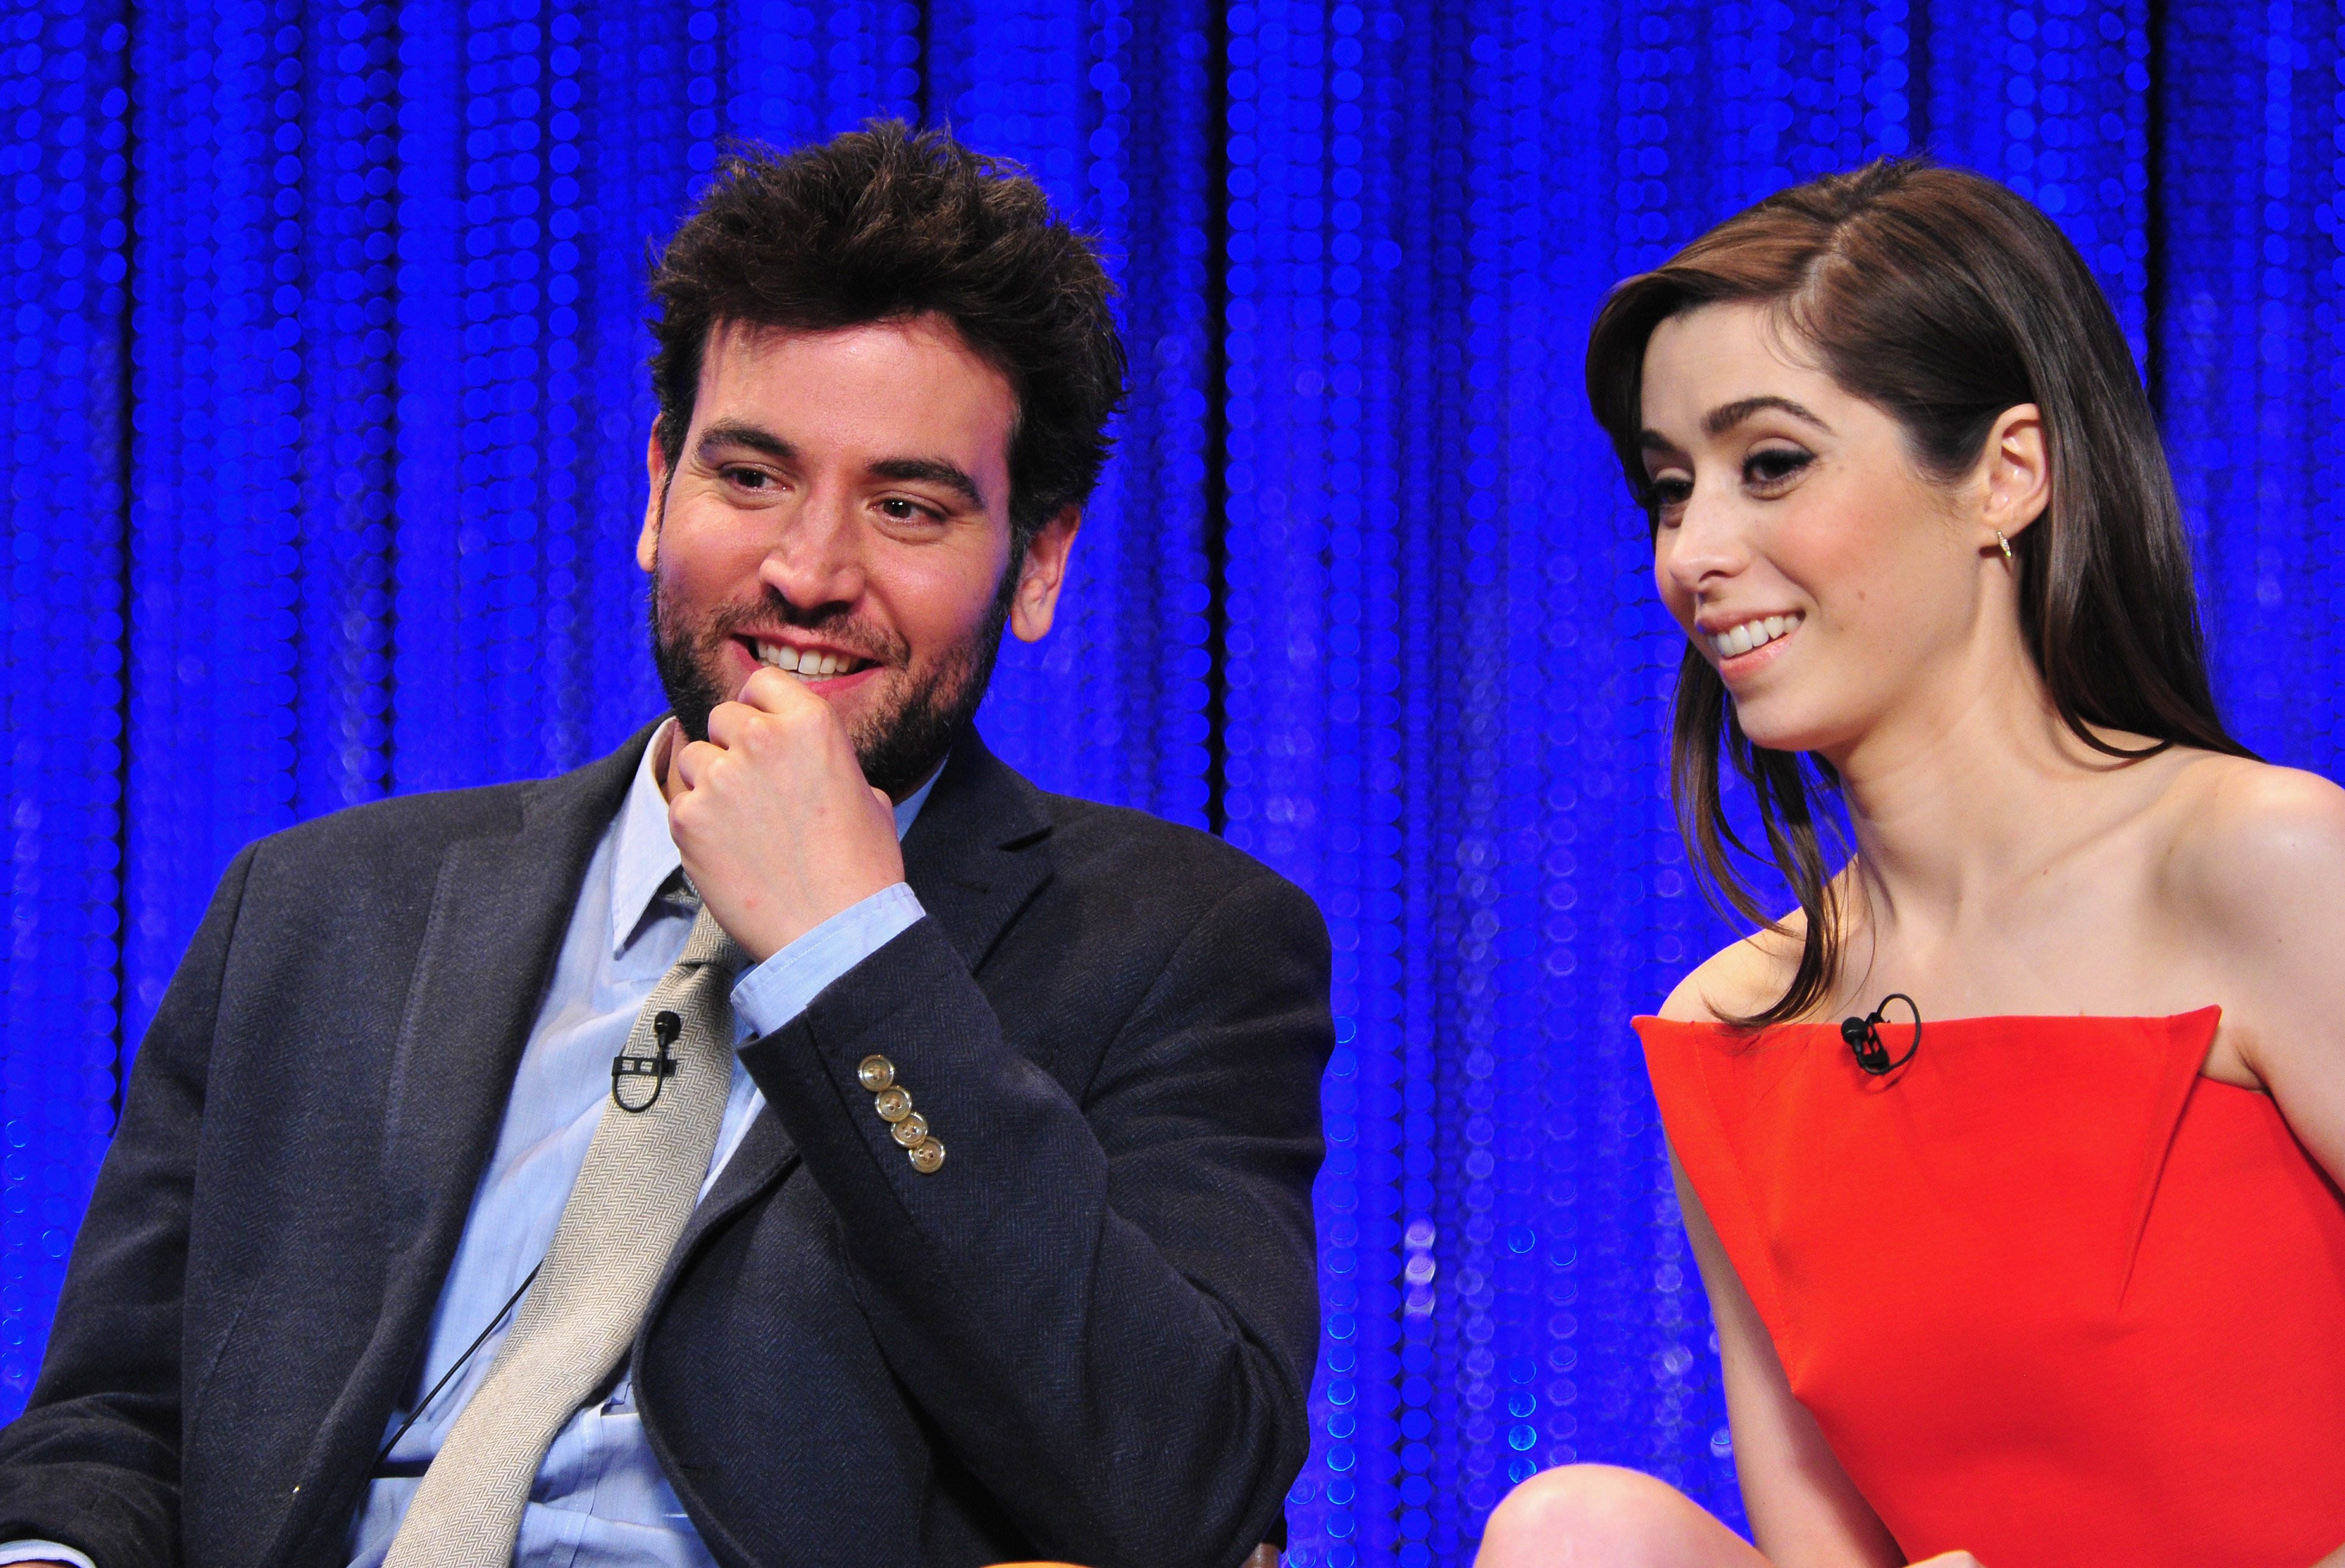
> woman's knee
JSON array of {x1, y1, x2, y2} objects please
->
[{"x1": 1475, "y1": 1464, "x2": 1721, "y2": 1567}]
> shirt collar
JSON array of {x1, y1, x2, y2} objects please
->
[{"x1": 609, "y1": 718, "x2": 947, "y2": 959}]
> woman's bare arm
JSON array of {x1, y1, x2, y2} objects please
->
[
  {"x1": 1673, "y1": 1152, "x2": 1905, "y2": 1568},
  {"x1": 2172, "y1": 764, "x2": 2345, "y2": 1181},
  {"x1": 2155, "y1": 761, "x2": 2345, "y2": 1568}
]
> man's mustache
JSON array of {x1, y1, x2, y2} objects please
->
[{"x1": 686, "y1": 598, "x2": 913, "y2": 674}]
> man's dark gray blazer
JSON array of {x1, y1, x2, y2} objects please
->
[{"x1": 0, "y1": 723, "x2": 1332, "y2": 1568}]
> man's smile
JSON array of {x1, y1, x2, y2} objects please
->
[{"x1": 742, "y1": 634, "x2": 884, "y2": 682}]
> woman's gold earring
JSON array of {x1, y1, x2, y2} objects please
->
[{"x1": 1995, "y1": 530, "x2": 2014, "y2": 564}]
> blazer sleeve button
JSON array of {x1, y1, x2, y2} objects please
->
[
  {"x1": 890, "y1": 1112, "x2": 929, "y2": 1147},
  {"x1": 907, "y1": 1137, "x2": 946, "y2": 1174},
  {"x1": 857, "y1": 1055, "x2": 897, "y2": 1093},
  {"x1": 873, "y1": 1085, "x2": 913, "y2": 1122}
]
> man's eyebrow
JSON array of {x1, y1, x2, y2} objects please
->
[
  {"x1": 696, "y1": 421, "x2": 797, "y2": 463},
  {"x1": 1703, "y1": 394, "x2": 1833, "y2": 438},
  {"x1": 869, "y1": 456, "x2": 986, "y2": 511}
]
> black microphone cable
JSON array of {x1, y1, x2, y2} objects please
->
[
  {"x1": 1842, "y1": 993, "x2": 1922, "y2": 1077},
  {"x1": 371, "y1": 1260, "x2": 543, "y2": 1476}
]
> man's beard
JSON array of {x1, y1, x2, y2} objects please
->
[{"x1": 649, "y1": 562, "x2": 1016, "y2": 799}]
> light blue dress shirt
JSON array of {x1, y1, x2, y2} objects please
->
[{"x1": 0, "y1": 727, "x2": 932, "y2": 1568}]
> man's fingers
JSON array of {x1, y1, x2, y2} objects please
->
[
  {"x1": 671, "y1": 738, "x2": 721, "y2": 791},
  {"x1": 736, "y1": 664, "x2": 819, "y2": 714},
  {"x1": 663, "y1": 680, "x2": 903, "y2": 961},
  {"x1": 704, "y1": 697, "x2": 751, "y2": 750}
]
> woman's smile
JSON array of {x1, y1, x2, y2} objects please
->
[{"x1": 1701, "y1": 608, "x2": 1805, "y2": 669}]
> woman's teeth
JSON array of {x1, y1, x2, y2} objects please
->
[
  {"x1": 1708, "y1": 613, "x2": 1802, "y2": 659},
  {"x1": 755, "y1": 644, "x2": 860, "y2": 679}
]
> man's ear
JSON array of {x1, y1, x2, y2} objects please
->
[
  {"x1": 1980, "y1": 403, "x2": 2049, "y2": 549},
  {"x1": 637, "y1": 433, "x2": 670, "y2": 573},
  {"x1": 1009, "y1": 506, "x2": 1082, "y2": 643}
]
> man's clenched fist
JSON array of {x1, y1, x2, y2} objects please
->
[{"x1": 664, "y1": 666, "x2": 906, "y2": 963}]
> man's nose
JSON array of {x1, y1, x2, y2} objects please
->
[{"x1": 757, "y1": 488, "x2": 866, "y2": 612}]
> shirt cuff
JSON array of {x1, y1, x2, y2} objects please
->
[
  {"x1": 0, "y1": 1542, "x2": 96, "y2": 1568},
  {"x1": 730, "y1": 882, "x2": 925, "y2": 1039}
]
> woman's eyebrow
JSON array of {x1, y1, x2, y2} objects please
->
[{"x1": 1703, "y1": 394, "x2": 1833, "y2": 437}]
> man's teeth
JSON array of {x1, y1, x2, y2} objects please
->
[
  {"x1": 1708, "y1": 613, "x2": 1802, "y2": 659},
  {"x1": 754, "y1": 644, "x2": 860, "y2": 679}
]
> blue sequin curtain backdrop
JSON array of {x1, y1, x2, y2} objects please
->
[{"x1": 4, "y1": 1, "x2": 2339, "y2": 1562}]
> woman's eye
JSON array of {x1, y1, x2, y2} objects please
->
[
  {"x1": 1744, "y1": 448, "x2": 1812, "y2": 487},
  {"x1": 1649, "y1": 476, "x2": 1693, "y2": 509}
]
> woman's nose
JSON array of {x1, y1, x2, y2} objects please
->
[{"x1": 1657, "y1": 483, "x2": 1750, "y2": 594}]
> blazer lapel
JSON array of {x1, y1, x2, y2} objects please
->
[
  {"x1": 686, "y1": 1099, "x2": 800, "y2": 1241},
  {"x1": 900, "y1": 727, "x2": 1056, "y2": 973},
  {"x1": 373, "y1": 738, "x2": 643, "y2": 1264},
  {"x1": 272, "y1": 725, "x2": 654, "y2": 1566}
]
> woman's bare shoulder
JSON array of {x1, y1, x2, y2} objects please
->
[
  {"x1": 2153, "y1": 751, "x2": 2345, "y2": 927},
  {"x1": 1659, "y1": 914, "x2": 1805, "y2": 1023}
]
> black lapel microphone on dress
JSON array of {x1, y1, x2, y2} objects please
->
[{"x1": 1842, "y1": 993, "x2": 1921, "y2": 1077}]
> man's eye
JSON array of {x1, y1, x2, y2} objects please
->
[
  {"x1": 879, "y1": 497, "x2": 935, "y2": 522},
  {"x1": 726, "y1": 467, "x2": 770, "y2": 490}
]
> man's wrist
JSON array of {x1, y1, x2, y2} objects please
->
[{"x1": 731, "y1": 882, "x2": 926, "y2": 1038}]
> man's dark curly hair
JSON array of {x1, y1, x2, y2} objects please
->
[{"x1": 648, "y1": 122, "x2": 1125, "y2": 554}]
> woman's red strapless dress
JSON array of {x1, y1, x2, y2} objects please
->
[{"x1": 1637, "y1": 1008, "x2": 2345, "y2": 1567}]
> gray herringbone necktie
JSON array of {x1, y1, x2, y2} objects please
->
[{"x1": 384, "y1": 895, "x2": 747, "y2": 1568}]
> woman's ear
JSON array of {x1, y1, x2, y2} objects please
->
[{"x1": 1979, "y1": 403, "x2": 2049, "y2": 550}]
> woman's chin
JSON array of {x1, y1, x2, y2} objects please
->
[{"x1": 1729, "y1": 704, "x2": 1848, "y2": 760}]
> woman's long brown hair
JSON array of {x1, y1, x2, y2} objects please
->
[{"x1": 1585, "y1": 159, "x2": 2251, "y2": 1028}]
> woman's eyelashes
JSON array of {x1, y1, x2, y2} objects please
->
[
  {"x1": 1742, "y1": 444, "x2": 1814, "y2": 491},
  {"x1": 1644, "y1": 446, "x2": 1811, "y2": 517}
]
